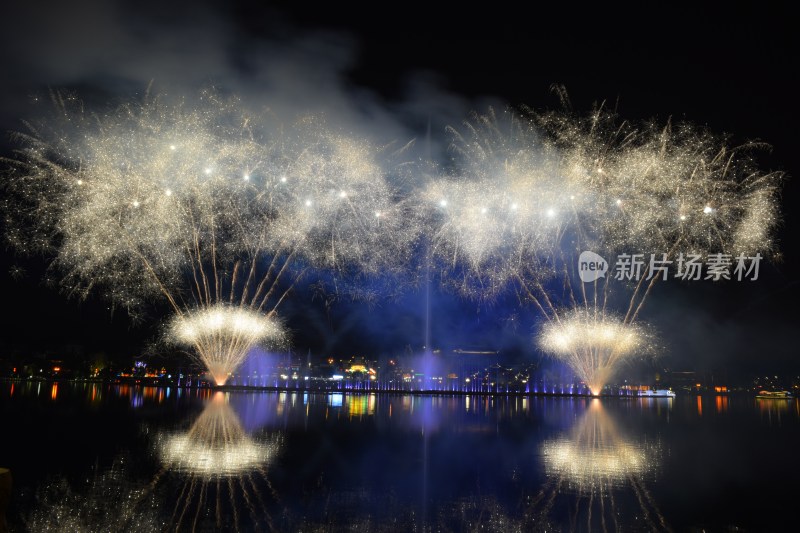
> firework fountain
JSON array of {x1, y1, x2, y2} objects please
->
[
  {"x1": 425, "y1": 101, "x2": 781, "y2": 394},
  {"x1": 4, "y1": 91, "x2": 412, "y2": 385}
]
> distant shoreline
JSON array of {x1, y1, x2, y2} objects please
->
[{"x1": 0, "y1": 376, "x2": 768, "y2": 397}]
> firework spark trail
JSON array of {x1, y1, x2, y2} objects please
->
[
  {"x1": 4, "y1": 90, "x2": 414, "y2": 384},
  {"x1": 425, "y1": 103, "x2": 782, "y2": 391}
]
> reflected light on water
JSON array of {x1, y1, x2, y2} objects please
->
[
  {"x1": 757, "y1": 397, "x2": 794, "y2": 427},
  {"x1": 542, "y1": 437, "x2": 648, "y2": 488},
  {"x1": 541, "y1": 400, "x2": 659, "y2": 491},
  {"x1": 155, "y1": 391, "x2": 283, "y2": 531},
  {"x1": 329, "y1": 393, "x2": 343, "y2": 407},
  {"x1": 158, "y1": 392, "x2": 280, "y2": 477},
  {"x1": 537, "y1": 399, "x2": 669, "y2": 530},
  {"x1": 716, "y1": 395, "x2": 728, "y2": 414},
  {"x1": 348, "y1": 394, "x2": 376, "y2": 418}
]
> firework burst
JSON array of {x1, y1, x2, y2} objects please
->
[
  {"x1": 426, "y1": 102, "x2": 781, "y2": 391},
  {"x1": 2, "y1": 89, "x2": 783, "y2": 391},
  {"x1": 3, "y1": 90, "x2": 412, "y2": 383}
]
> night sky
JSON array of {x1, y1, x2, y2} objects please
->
[{"x1": 0, "y1": 1, "x2": 797, "y2": 377}]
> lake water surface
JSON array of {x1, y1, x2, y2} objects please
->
[{"x1": 1, "y1": 381, "x2": 798, "y2": 531}]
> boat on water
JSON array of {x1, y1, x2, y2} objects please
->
[
  {"x1": 637, "y1": 389, "x2": 676, "y2": 398},
  {"x1": 756, "y1": 390, "x2": 794, "y2": 399}
]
